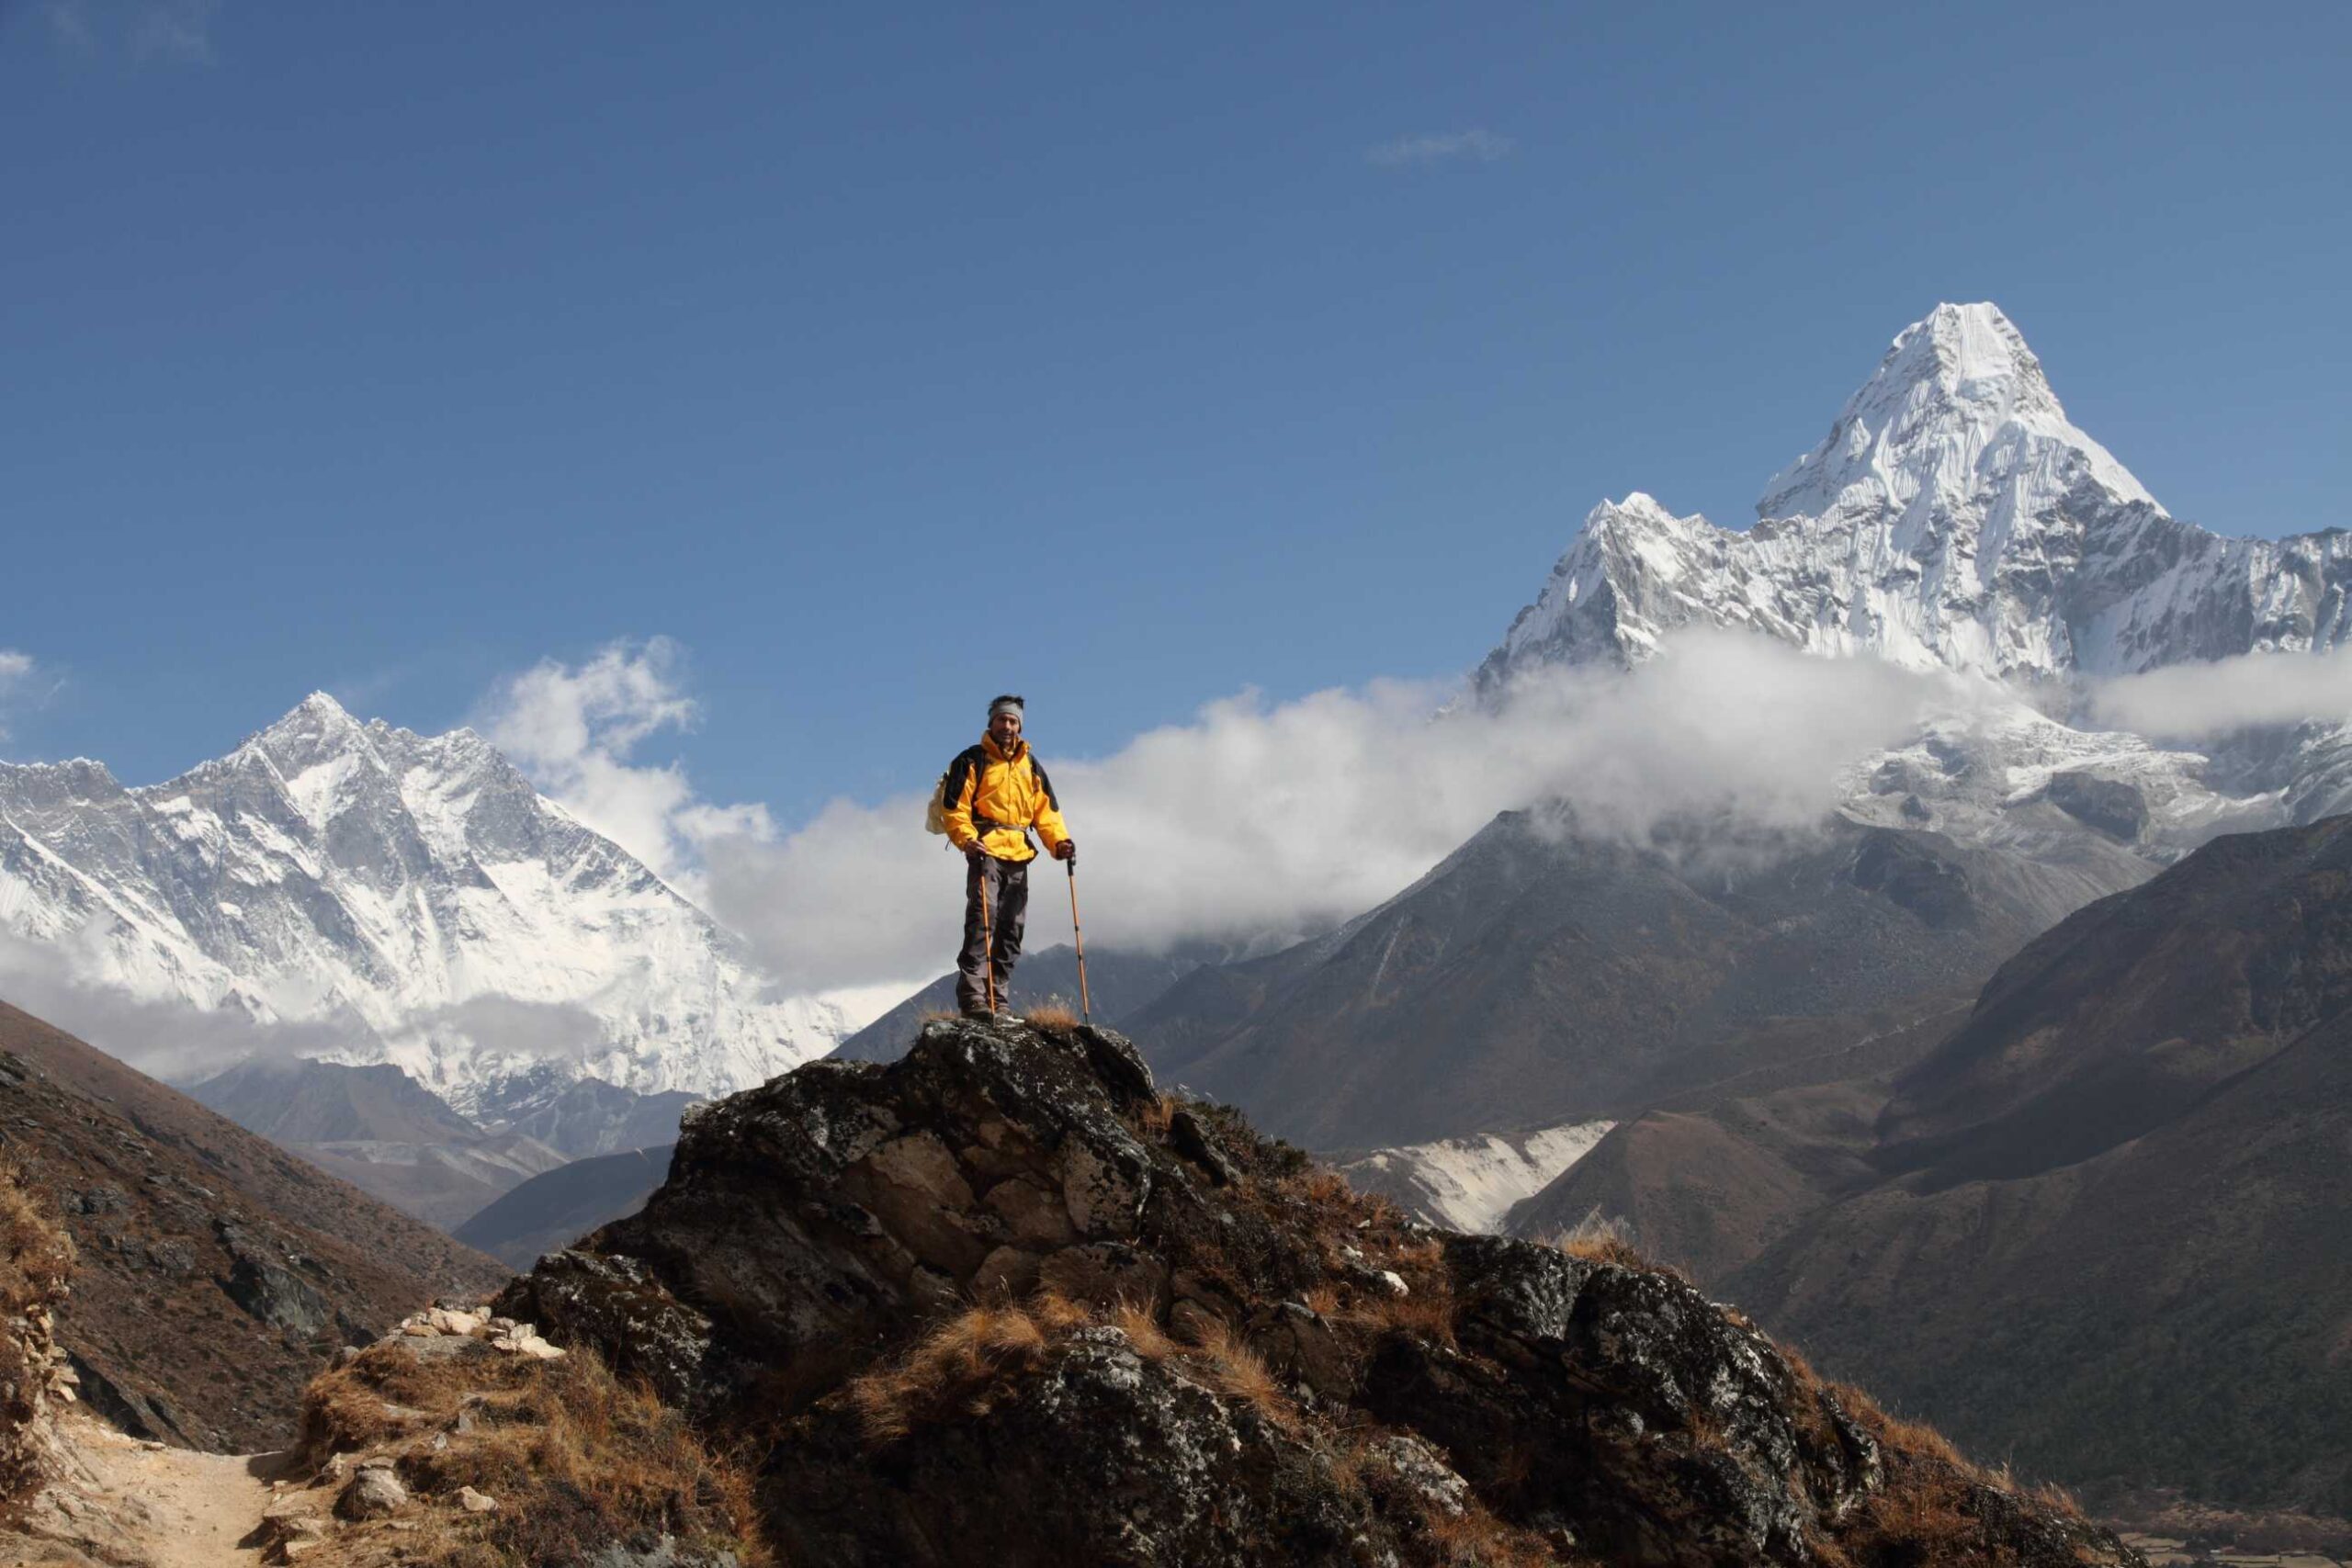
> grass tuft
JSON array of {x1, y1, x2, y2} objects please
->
[{"x1": 1545, "y1": 1207, "x2": 1646, "y2": 1269}]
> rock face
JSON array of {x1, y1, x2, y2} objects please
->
[{"x1": 503, "y1": 1016, "x2": 2138, "y2": 1566}]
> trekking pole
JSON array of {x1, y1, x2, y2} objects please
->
[
  {"x1": 1066, "y1": 858, "x2": 1091, "y2": 1025},
  {"x1": 977, "y1": 853, "x2": 998, "y2": 1016}
]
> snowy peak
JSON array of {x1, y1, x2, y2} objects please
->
[
  {"x1": 1475, "y1": 302, "x2": 2349, "y2": 693},
  {"x1": 1757, "y1": 301, "x2": 2157, "y2": 528},
  {"x1": 0, "y1": 697, "x2": 850, "y2": 1108}
]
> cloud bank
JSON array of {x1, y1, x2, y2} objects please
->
[
  {"x1": 2086, "y1": 646, "x2": 2352, "y2": 738},
  {"x1": 695, "y1": 632, "x2": 1952, "y2": 992}
]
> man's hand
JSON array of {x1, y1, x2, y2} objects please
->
[
  {"x1": 1052, "y1": 839, "x2": 1077, "y2": 863},
  {"x1": 963, "y1": 843, "x2": 988, "y2": 864}
]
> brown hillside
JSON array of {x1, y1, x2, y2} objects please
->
[{"x1": 0, "y1": 999, "x2": 508, "y2": 1452}]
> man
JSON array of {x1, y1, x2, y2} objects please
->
[{"x1": 943, "y1": 694, "x2": 1076, "y2": 1018}]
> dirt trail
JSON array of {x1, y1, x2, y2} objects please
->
[{"x1": 6, "y1": 1414, "x2": 287, "y2": 1568}]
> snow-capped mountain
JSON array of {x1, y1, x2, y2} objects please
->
[
  {"x1": 0, "y1": 694, "x2": 846, "y2": 1111},
  {"x1": 1479, "y1": 303, "x2": 2352, "y2": 691},
  {"x1": 1476, "y1": 302, "x2": 2352, "y2": 852}
]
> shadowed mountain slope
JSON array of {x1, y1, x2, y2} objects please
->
[
  {"x1": 1128, "y1": 809, "x2": 2144, "y2": 1147},
  {"x1": 0, "y1": 1000, "x2": 507, "y2": 1451},
  {"x1": 1877, "y1": 813, "x2": 2352, "y2": 1181},
  {"x1": 455, "y1": 1142, "x2": 674, "y2": 1269},
  {"x1": 1532, "y1": 818, "x2": 2352, "y2": 1517},
  {"x1": 188, "y1": 1057, "x2": 570, "y2": 1230}
]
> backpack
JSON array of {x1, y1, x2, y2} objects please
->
[{"x1": 923, "y1": 746, "x2": 987, "y2": 839}]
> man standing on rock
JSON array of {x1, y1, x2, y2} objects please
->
[{"x1": 942, "y1": 694, "x2": 1075, "y2": 1018}]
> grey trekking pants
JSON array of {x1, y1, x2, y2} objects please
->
[{"x1": 956, "y1": 852, "x2": 1029, "y2": 1014}]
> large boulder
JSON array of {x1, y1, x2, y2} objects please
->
[{"x1": 503, "y1": 1017, "x2": 2141, "y2": 1567}]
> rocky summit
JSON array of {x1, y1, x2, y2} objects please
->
[{"x1": 502, "y1": 1013, "x2": 2140, "y2": 1567}]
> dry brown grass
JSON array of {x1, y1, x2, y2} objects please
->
[
  {"x1": 0, "y1": 1156, "x2": 72, "y2": 1311},
  {"x1": 1829, "y1": 1380, "x2": 1968, "y2": 1470},
  {"x1": 1421, "y1": 1504, "x2": 1559, "y2": 1567},
  {"x1": 1302, "y1": 1282, "x2": 1342, "y2": 1317},
  {"x1": 1544, "y1": 1207, "x2": 1646, "y2": 1269},
  {"x1": 1184, "y1": 1315, "x2": 1294, "y2": 1428},
  {"x1": 1803, "y1": 1372, "x2": 2098, "y2": 1566},
  {"x1": 1113, "y1": 1297, "x2": 1177, "y2": 1361},
  {"x1": 1293, "y1": 1168, "x2": 1356, "y2": 1210},
  {"x1": 846, "y1": 1292, "x2": 1310, "y2": 1448},
  {"x1": 1346, "y1": 1285, "x2": 1459, "y2": 1350},
  {"x1": 844, "y1": 1292, "x2": 1089, "y2": 1444},
  {"x1": 1135, "y1": 1092, "x2": 1180, "y2": 1139},
  {"x1": 1022, "y1": 1002, "x2": 1081, "y2": 1030},
  {"x1": 297, "y1": 1340, "x2": 769, "y2": 1567}
]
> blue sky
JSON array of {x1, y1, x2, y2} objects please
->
[{"x1": 5, "y1": 0, "x2": 2347, "y2": 831}]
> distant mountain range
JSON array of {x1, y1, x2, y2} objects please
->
[
  {"x1": 187, "y1": 1058, "x2": 572, "y2": 1231},
  {"x1": 0, "y1": 694, "x2": 848, "y2": 1114}
]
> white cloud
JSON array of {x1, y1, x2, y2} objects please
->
[
  {"x1": 475, "y1": 637, "x2": 772, "y2": 893},
  {"x1": 130, "y1": 0, "x2": 215, "y2": 62},
  {"x1": 0, "y1": 649, "x2": 38, "y2": 743},
  {"x1": 1366, "y1": 128, "x2": 1515, "y2": 169},
  {"x1": 697, "y1": 631, "x2": 1952, "y2": 993},
  {"x1": 44, "y1": 0, "x2": 219, "y2": 62},
  {"x1": 0, "y1": 930, "x2": 367, "y2": 1085},
  {"x1": 2086, "y1": 647, "x2": 2352, "y2": 738}
]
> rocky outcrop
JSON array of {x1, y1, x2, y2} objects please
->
[
  {"x1": 503, "y1": 1015, "x2": 2140, "y2": 1566},
  {"x1": 2045, "y1": 771, "x2": 2149, "y2": 842},
  {"x1": 0, "y1": 1154, "x2": 75, "y2": 1504}
]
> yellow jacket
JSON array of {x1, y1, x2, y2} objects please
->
[{"x1": 944, "y1": 735, "x2": 1071, "y2": 863}]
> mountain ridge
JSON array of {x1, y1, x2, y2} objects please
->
[
  {"x1": 1478, "y1": 302, "x2": 2352, "y2": 695},
  {"x1": 0, "y1": 691, "x2": 848, "y2": 1114}
]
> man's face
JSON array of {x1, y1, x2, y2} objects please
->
[{"x1": 989, "y1": 709, "x2": 1023, "y2": 747}]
